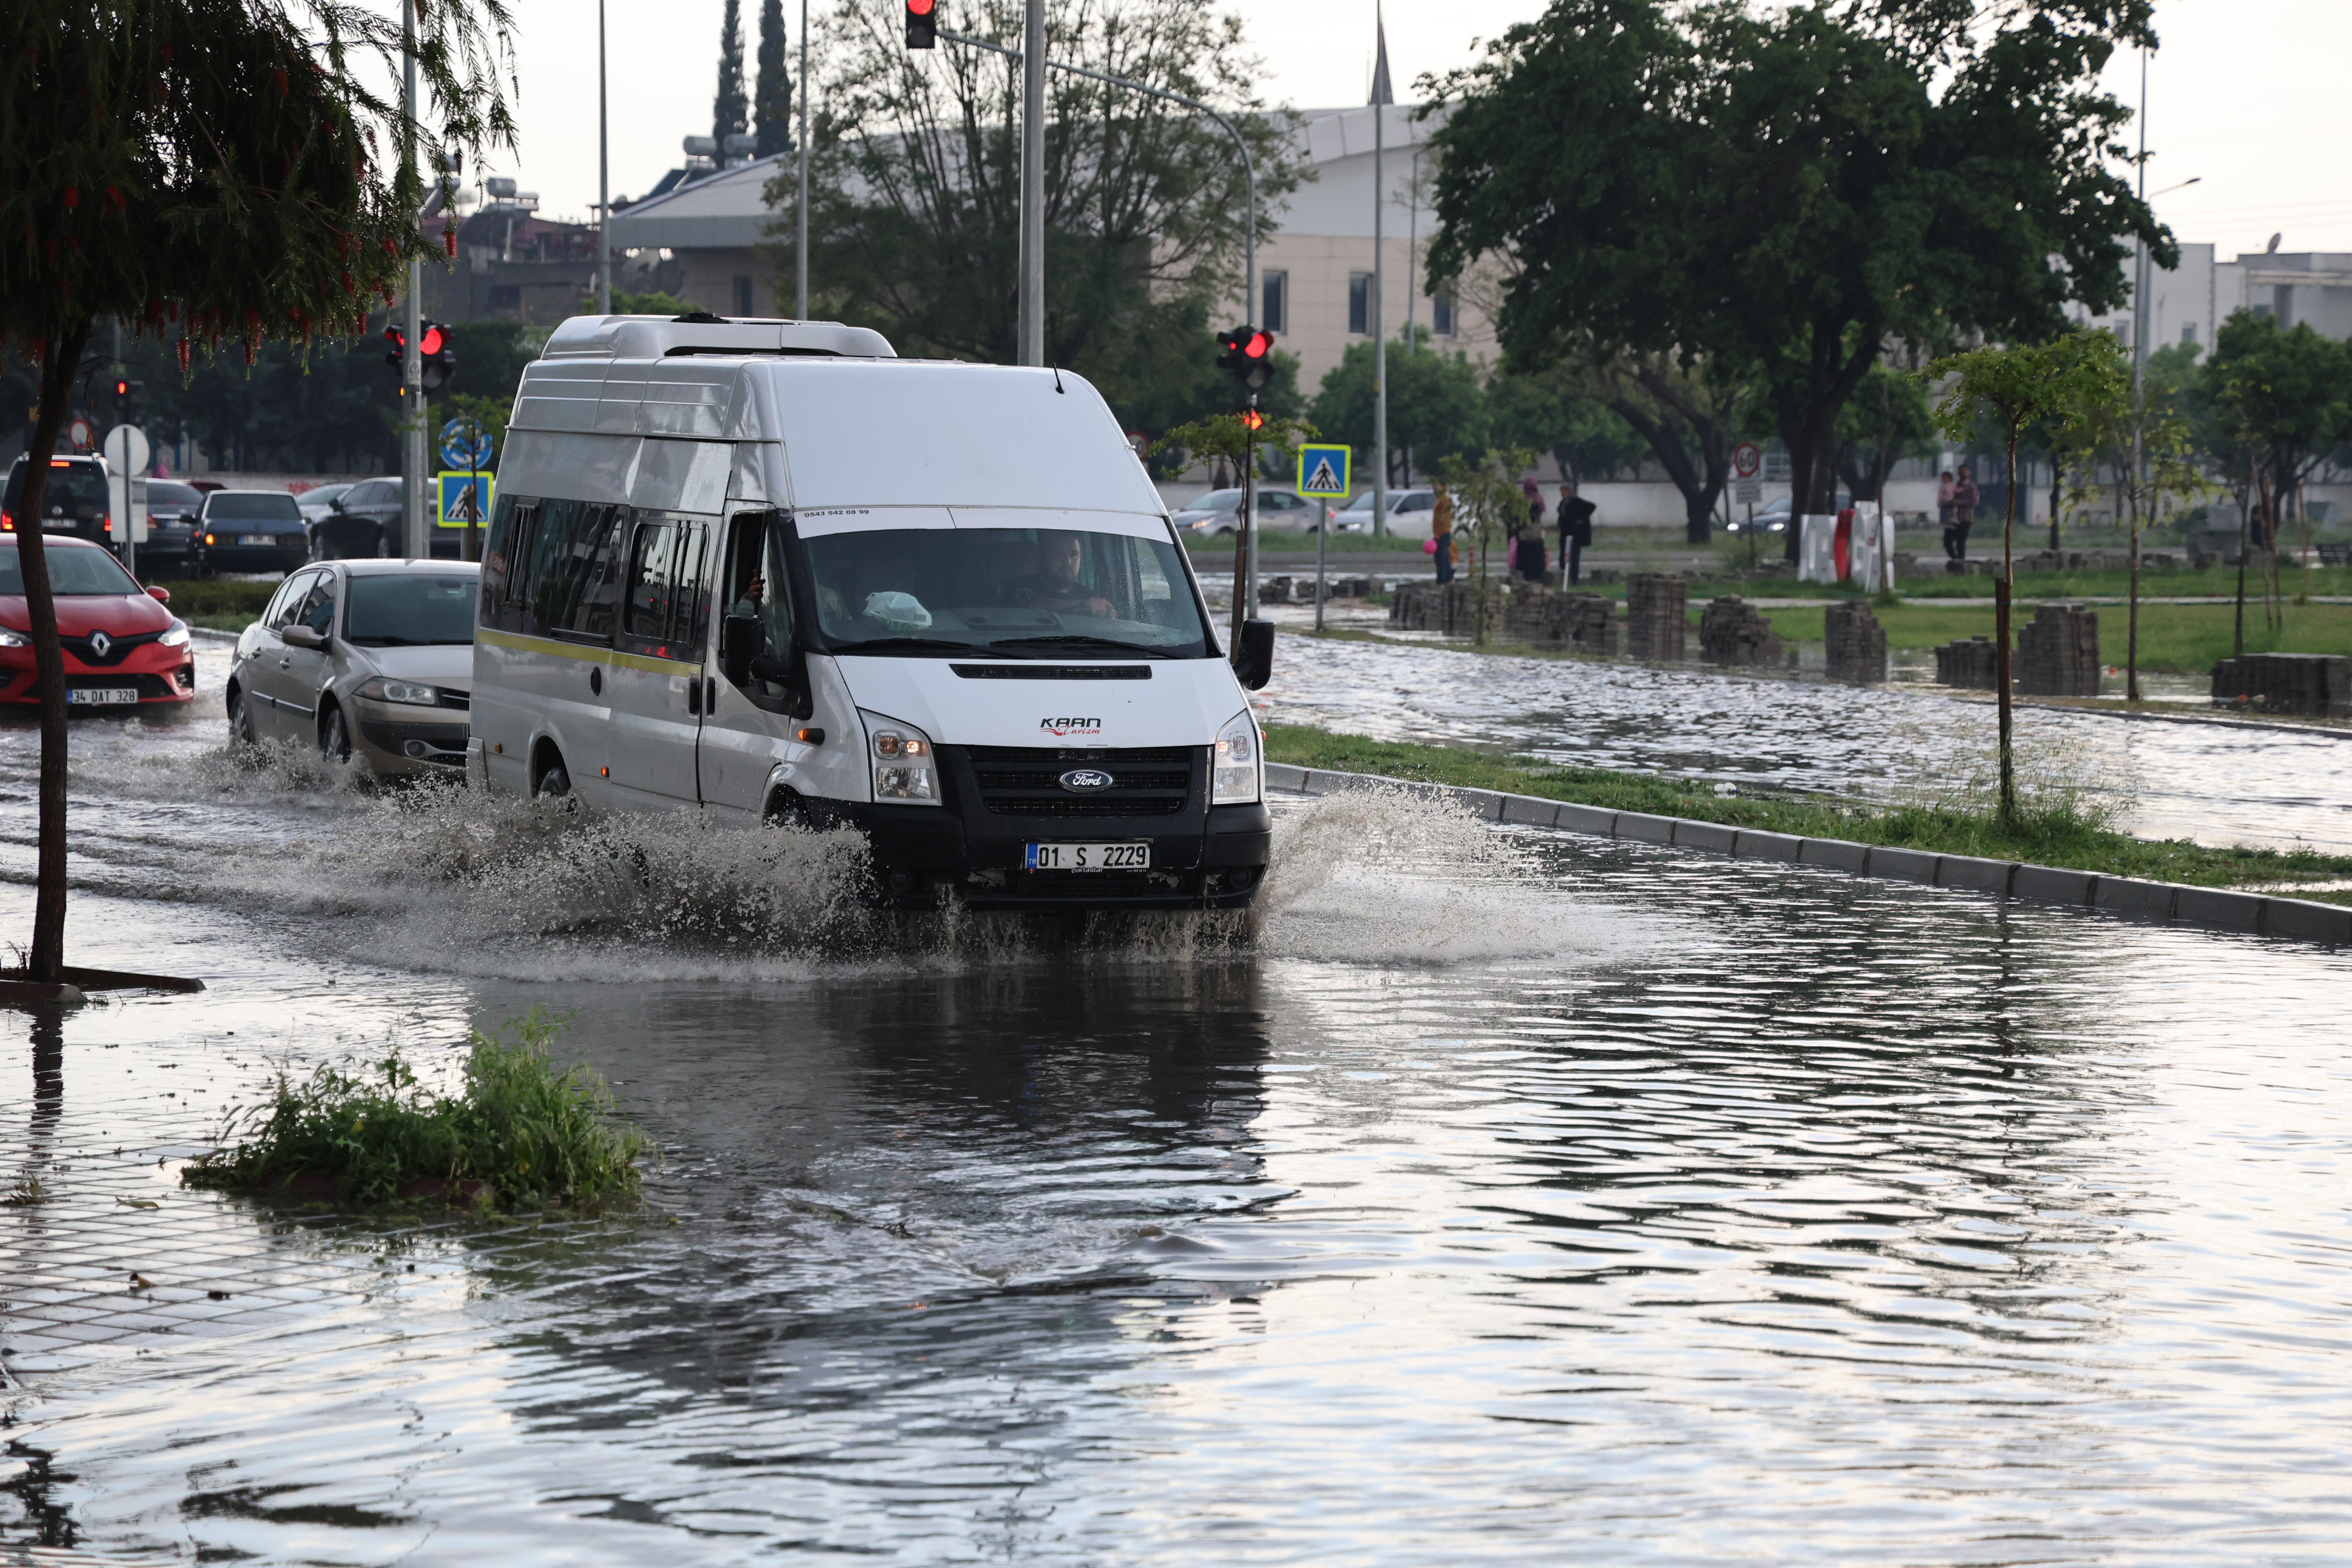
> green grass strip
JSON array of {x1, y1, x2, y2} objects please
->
[{"x1": 1264, "y1": 721, "x2": 2352, "y2": 903}]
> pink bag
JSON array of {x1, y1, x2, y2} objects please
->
[{"x1": 1422, "y1": 537, "x2": 1438, "y2": 555}]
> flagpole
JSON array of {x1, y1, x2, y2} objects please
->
[{"x1": 1369, "y1": 6, "x2": 1390, "y2": 541}]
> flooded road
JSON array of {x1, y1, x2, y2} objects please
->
[
  {"x1": 6, "y1": 666, "x2": 2352, "y2": 1564},
  {"x1": 1259, "y1": 626, "x2": 2352, "y2": 854}
]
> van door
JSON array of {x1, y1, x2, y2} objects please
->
[
  {"x1": 604, "y1": 513, "x2": 709, "y2": 806},
  {"x1": 697, "y1": 510, "x2": 859, "y2": 820}
]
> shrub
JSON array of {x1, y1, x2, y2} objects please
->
[{"x1": 184, "y1": 1010, "x2": 649, "y2": 1208}]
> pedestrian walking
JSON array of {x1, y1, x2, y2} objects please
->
[
  {"x1": 1431, "y1": 481, "x2": 1457, "y2": 585},
  {"x1": 1557, "y1": 483, "x2": 1596, "y2": 586},
  {"x1": 1950, "y1": 466, "x2": 1978, "y2": 562},
  {"x1": 1937, "y1": 470, "x2": 1958, "y2": 559},
  {"x1": 1522, "y1": 477, "x2": 1546, "y2": 530},
  {"x1": 1516, "y1": 522, "x2": 1548, "y2": 582}
]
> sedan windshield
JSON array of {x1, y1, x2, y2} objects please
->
[
  {"x1": 205, "y1": 493, "x2": 302, "y2": 523},
  {"x1": 800, "y1": 527, "x2": 1206, "y2": 657},
  {"x1": 0, "y1": 545, "x2": 142, "y2": 596},
  {"x1": 344, "y1": 573, "x2": 477, "y2": 646},
  {"x1": 1181, "y1": 490, "x2": 1242, "y2": 513}
]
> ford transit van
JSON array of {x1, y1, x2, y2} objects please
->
[{"x1": 469, "y1": 314, "x2": 1275, "y2": 909}]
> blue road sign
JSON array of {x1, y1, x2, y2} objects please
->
[
  {"x1": 438, "y1": 417, "x2": 493, "y2": 470},
  {"x1": 1296, "y1": 443, "x2": 1351, "y2": 498},
  {"x1": 436, "y1": 471, "x2": 494, "y2": 528}
]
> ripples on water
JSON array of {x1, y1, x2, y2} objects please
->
[{"x1": 4, "y1": 672, "x2": 2352, "y2": 1564}]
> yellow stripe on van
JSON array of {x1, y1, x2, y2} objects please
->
[{"x1": 477, "y1": 627, "x2": 705, "y2": 677}]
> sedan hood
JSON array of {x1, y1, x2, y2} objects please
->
[{"x1": 0, "y1": 592, "x2": 174, "y2": 637}]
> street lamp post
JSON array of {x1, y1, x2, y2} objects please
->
[
  {"x1": 597, "y1": 0, "x2": 611, "y2": 314},
  {"x1": 795, "y1": 0, "x2": 809, "y2": 318}
]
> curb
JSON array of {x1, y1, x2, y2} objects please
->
[{"x1": 1264, "y1": 761, "x2": 2352, "y2": 949}]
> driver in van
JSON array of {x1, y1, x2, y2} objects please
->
[{"x1": 1006, "y1": 532, "x2": 1114, "y2": 617}]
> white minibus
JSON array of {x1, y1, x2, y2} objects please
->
[{"x1": 469, "y1": 313, "x2": 1275, "y2": 909}]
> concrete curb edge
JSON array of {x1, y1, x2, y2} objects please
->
[{"x1": 1263, "y1": 761, "x2": 2350, "y2": 949}]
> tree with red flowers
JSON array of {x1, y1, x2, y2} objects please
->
[{"x1": 0, "y1": 0, "x2": 513, "y2": 982}]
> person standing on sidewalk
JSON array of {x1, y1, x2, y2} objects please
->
[
  {"x1": 1557, "y1": 483, "x2": 1596, "y2": 586},
  {"x1": 1936, "y1": 468, "x2": 1957, "y2": 555},
  {"x1": 1950, "y1": 466, "x2": 1979, "y2": 563},
  {"x1": 1432, "y1": 481, "x2": 1457, "y2": 585}
]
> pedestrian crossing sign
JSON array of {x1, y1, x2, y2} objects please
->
[
  {"x1": 436, "y1": 471, "x2": 494, "y2": 528},
  {"x1": 1296, "y1": 443, "x2": 1350, "y2": 498}
]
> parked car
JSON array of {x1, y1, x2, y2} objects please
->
[
  {"x1": 1331, "y1": 487, "x2": 1436, "y2": 533},
  {"x1": 1169, "y1": 486, "x2": 1332, "y2": 537},
  {"x1": 138, "y1": 479, "x2": 207, "y2": 576},
  {"x1": 313, "y1": 476, "x2": 402, "y2": 559},
  {"x1": 2, "y1": 454, "x2": 114, "y2": 545},
  {"x1": 226, "y1": 559, "x2": 477, "y2": 773},
  {"x1": 0, "y1": 534, "x2": 196, "y2": 710},
  {"x1": 295, "y1": 482, "x2": 357, "y2": 528},
  {"x1": 1726, "y1": 492, "x2": 1850, "y2": 534},
  {"x1": 196, "y1": 489, "x2": 309, "y2": 575}
]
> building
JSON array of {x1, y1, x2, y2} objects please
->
[
  {"x1": 2072, "y1": 243, "x2": 2352, "y2": 352},
  {"x1": 604, "y1": 154, "x2": 793, "y2": 319}
]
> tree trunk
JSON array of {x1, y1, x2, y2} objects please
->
[
  {"x1": 1996, "y1": 425, "x2": 2019, "y2": 823},
  {"x1": 17, "y1": 320, "x2": 94, "y2": 983},
  {"x1": 2125, "y1": 464, "x2": 2142, "y2": 703},
  {"x1": 2047, "y1": 454, "x2": 2062, "y2": 553}
]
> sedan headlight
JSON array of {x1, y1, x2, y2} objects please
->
[
  {"x1": 158, "y1": 620, "x2": 190, "y2": 647},
  {"x1": 1212, "y1": 710, "x2": 1259, "y2": 806},
  {"x1": 357, "y1": 676, "x2": 444, "y2": 707},
  {"x1": 0, "y1": 626, "x2": 27, "y2": 648},
  {"x1": 865, "y1": 713, "x2": 940, "y2": 804}
]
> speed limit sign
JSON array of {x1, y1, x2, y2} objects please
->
[{"x1": 1732, "y1": 442, "x2": 1762, "y2": 479}]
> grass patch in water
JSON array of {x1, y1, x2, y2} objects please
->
[
  {"x1": 1264, "y1": 721, "x2": 2352, "y2": 902},
  {"x1": 183, "y1": 1009, "x2": 650, "y2": 1208}
]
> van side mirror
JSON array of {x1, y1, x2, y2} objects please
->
[
  {"x1": 720, "y1": 614, "x2": 762, "y2": 685},
  {"x1": 1234, "y1": 617, "x2": 1275, "y2": 691}
]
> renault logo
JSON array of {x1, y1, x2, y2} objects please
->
[
  {"x1": 87, "y1": 630, "x2": 111, "y2": 658},
  {"x1": 1058, "y1": 768, "x2": 1114, "y2": 793}
]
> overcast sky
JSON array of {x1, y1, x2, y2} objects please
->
[{"x1": 493, "y1": 0, "x2": 2352, "y2": 259}]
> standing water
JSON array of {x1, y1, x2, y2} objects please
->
[{"x1": 4, "y1": 668, "x2": 2351, "y2": 1563}]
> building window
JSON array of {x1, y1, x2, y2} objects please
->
[
  {"x1": 1432, "y1": 286, "x2": 1457, "y2": 338},
  {"x1": 734, "y1": 276, "x2": 756, "y2": 316},
  {"x1": 2182, "y1": 322, "x2": 2197, "y2": 345},
  {"x1": 1348, "y1": 272, "x2": 1371, "y2": 336},
  {"x1": 1261, "y1": 270, "x2": 1287, "y2": 335}
]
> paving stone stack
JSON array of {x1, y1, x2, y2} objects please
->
[
  {"x1": 1388, "y1": 580, "x2": 1472, "y2": 634},
  {"x1": 1824, "y1": 600, "x2": 1888, "y2": 682},
  {"x1": 1933, "y1": 635, "x2": 2000, "y2": 689},
  {"x1": 1625, "y1": 573, "x2": 1687, "y2": 661},
  {"x1": 1698, "y1": 596, "x2": 1781, "y2": 667},
  {"x1": 2210, "y1": 652, "x2": 2352, "y2": 717},
  {"x1": 2015, "y1": 603, "x2": 2100, "y2": 696}
]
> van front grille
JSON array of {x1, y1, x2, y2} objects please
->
[{"x1": 958, "y1": 745, "x2": 1198, "y2": 819}]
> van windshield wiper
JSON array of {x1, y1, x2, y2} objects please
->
[
  {"x1": 831, "y1": 636, "x2": 998, "y2": 655},
  {"x1": 988, "y1": 634, "x2": 1178, "y2": 658}
]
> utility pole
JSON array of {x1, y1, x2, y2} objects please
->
[
  {"x1": 2129, "y1": 45, "x2": 2147, "y2": 700},
  {"x1": 597, "y1": 0, "x2": 612, "y2": 313},
  {"x1": 1369, "y1": 9, "x2": 1392, "y2": 539},
  {"x1": 795, "y1": 0, "x2": 810, "y2": 318},
  {"x1": 1018, "y1": 0, "x2": 1045, "y2": 366},
  {"x1": 401, "y1": 0, "x2": 427, "y2": 561}
]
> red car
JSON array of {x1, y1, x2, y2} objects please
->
[{"x1": 0, "y1": 536, "x2": 196, "y2": 709}]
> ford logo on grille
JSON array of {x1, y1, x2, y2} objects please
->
[{"x1": 1058, "y1": 768, "x2": 1114, "y2": 793}]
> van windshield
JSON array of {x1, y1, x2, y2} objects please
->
[{"x1": 797, "y1": 527, "x2": 1207, "y2": 658}]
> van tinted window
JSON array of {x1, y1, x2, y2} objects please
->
[
  {"x1": 519, "y1": 501, "x2": 624, "y2": 642},
  {"x1": 622, "y1": 519, "x2": 708, "y2": 655}
]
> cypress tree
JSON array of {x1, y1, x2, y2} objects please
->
[
  {"x1": 753, "y1": 0, "x2": 792, "y2": 160},
  {"x1": 713, "y1": 0, "x2": 748, "y2": 152}
]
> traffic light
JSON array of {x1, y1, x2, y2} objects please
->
[
  {"x1": 904, "y1": 0, "x2": 937, "y2": 47},
  {"x1": 1240, "y1": 407, "x2": 1265, "y2": 432},
  {"x1": 1216, "y1": 325, "x2": 1274, "y2": 391},
  {"x1": 420, "y1": 321, "x2": 455, "y2": 391},
  {"x1": 383, "y1": 323, "x2": 406, "y2": 373},
  {"x1": 110, "y1": 376, "x2": 142, "y2": 405}
]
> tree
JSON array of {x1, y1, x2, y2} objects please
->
[
  {"x1": 1583, "y1": 352, "x2": 1743, "y2": 544},
  {"x1": 1927, "y1": 330, "x2": 2127, "y2": 820},
  {"x1": 1435, "y1": 446, "x2": 1538, "y2": 644},
  {"x1": 1486, "y1": 365, "x2": 1645, "y2": 488},
  {"x1": 713, "y1": 0, "x2": 750, "y2": 151},
  {"x1": 1310, "y1": 339, "x2": 1488, "y2": 484},
  {"x1": 2204, "y1": 310, "x2": 2352, "y2": 638},
  {"x1": 772, "y1": 0, "x2": 1298, "y2": 440},
  {"x1": 1835, "y1": 360, "x2": 1936, "y2": 510},
  {"x1": 0, "y1": 0, "x2": 511, "y2": 982},
  {"x1": 1423, "y1": 0, "x2": 2167, "y2": 563},
  {"x1": 753, "y1": 0, "x2": 793, "y2": 160}
]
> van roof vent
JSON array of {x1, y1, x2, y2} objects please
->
[{"x1": 538, "y1": 313, "x2": 896, "y2": 361}]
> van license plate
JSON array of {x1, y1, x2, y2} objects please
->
[
  {"x1": 1025, "y1": 842, "x2": 1149, "y2": 872},
  {"x1": 67, "y1": 688, "x2": 138, "y2": 706},
  {"x1": 236, "y1": 534, "x2": 277, "y2": 546}
]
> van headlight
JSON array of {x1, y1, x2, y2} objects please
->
[
  {"x1": 158, "y1": 620, "x2": 190, "y2": 647},
  {"x1": 357, "y1": 676, "x2": 444, "y2": 707},
  {"x1": 1212, "y1": 710, "x2": 1259, "y2": 805},
  {"x1": 866, "y1": 713, "x2": 940, "y2": 804}
]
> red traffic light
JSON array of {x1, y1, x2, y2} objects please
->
[
  {"x1": 905, "y1": 0, "x2": 937, "y2": 46},
  {"x1": 1242, "y1": 330, "x2": 1271, "y2": 359},
  {"x1": 419, "y1": 325, "x2": 445, "y2": 358},
  {"x1": 1240, "y1": 408, "x2": 1266, "y2": 432},
  {"x1": 907, "y1": 0, "x2": 934, "y2": 11}
]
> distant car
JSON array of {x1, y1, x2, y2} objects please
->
[
  {"x1": 0, "y1": 535, "x2": 195, "y2": 710},
  {"x1": 1169, "y1": 486, "x2": 1331, "y2": 537},
  {"x1": 2, "y1": 454, "x2": 114, "y2": 546},
  {"x1": 1726, "y1": 492, "x2": 1851, "y2": 535},
  {"x1": 226, "y1": 559, "x2": 477, "y2": 774},
  {"x1": 296, "y1": 483, "x2": 357, "y2": 527},
  {"x1": 196, "y1": 490, "x2": 309, "y2": 575},
  {"x1": 313, "y1": 476, "x2": 402, "y2": 559},
  {"x1": 1331, "y1": 487, "x2": 1436, "y2": 534},
  {"x1": 139, "y1": 479, "x2": 206, "y2": 576}
]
